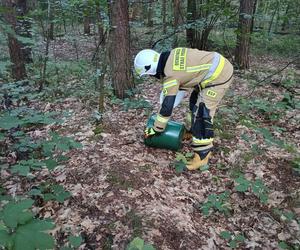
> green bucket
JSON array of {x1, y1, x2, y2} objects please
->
[{"x1": 144, "y1": 115, "x2": 185, "y2": 151}]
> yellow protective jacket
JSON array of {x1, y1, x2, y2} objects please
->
[{"x1": 153, "y1": 48, "x2": 233, "y2": 132}]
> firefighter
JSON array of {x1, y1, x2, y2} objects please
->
[{"x1": 134, "y1": 48, "x2": 233, "y2": 170}]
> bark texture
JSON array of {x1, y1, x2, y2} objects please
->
[
  {"x1": 15, "y1": 0, "x2": 32, "y2": 62},
  {"x1": 235, "y1": 0, "x2": 255, "y2": 69},
  {"x1": 173, "y1": 0, "x2": 183, "y2": 47},
  {"x1": 162, "y1": 0, "x2": 167, "y2": 33},
  {"x1": 107, "y1": 0, "x2": 134, "y2": 99},
  {"x1": 1, "y1": 0, "x2": 27, "y2": 80}
]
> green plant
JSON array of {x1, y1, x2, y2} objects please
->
[
  {"x1": 0, "y1": 199, "x2": 55, "y2": 250},
  {"x1": 126, "y1": 237, "x2": 155, "y2": 250},
  {"x1": 235, "y1": 175, "x2": 268, "y2": 204},
  {"x1": 60, "y1": 235, "x2": 83, "y2": 249},
  {"x1": 201, "y1": 191, "x2": 231, "y2": 216},
  {"x1": 29, "y1": 183, "x2": 71, "y2": 203},
  {"x1": 173, "y1": 152, "x2": 209, "y2": 173},
  {"x1": 220, "y1": 231, "x2": 245, "y2": 249},
  {"x1": 273, "y1": 208, "x2": 296, "y2": 223}
]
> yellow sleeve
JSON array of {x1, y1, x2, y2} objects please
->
[{"x1": 154, "y1": 78, "x2": 179, "y2": 132}]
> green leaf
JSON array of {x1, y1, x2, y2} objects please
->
[
  {"x1": 127, "y1": 237, "x2": 144, "y2": 250},
  {"x1": 235, "y1": 184, "x2": 248, "y2": 192},
  {"x1": 201, "y1": 203, "x2": 211, "y2": 216},
  {"x1": 278, "y1": 241, "x2": 289, "y2": 249},
  {"x1": 200, "y1": 164, "x2": 209, "y2": 171},
  {"x1": 14, "y1": 219, "x2": 55, "y2": 250},
  {"x1": 185, "y1": 152, "x2": 194, "y2": 158},
  {"x1": 0, "y1": 229, "x2": 10, "y2": 247},
  {"x1": 220, "y1": 231, "x2": 232, "y2": 240},
  {"x1": 235, "y1": 234, "x2": 245, "y2": 242},
  {"x1": 174, "y1": 161, "x2": 186, "y2": 173},
  {"x1": 144, "y1": 244, "x2": 156, "y2": 250},
  {"x1": 43, "y1": 158, "x2": 58, "y2": 170},
  {"x1": 259, "y1": 193, "x2": 268, "y2": 204},
  {"x1": 28, "y1": 189, "x2": 43, "y2": 197},
  {"x1": 68, "y1": 235, "x2": 82, "y2": 248},
  {"x1": 11, "y1": 164, "x2": 30, "y2": 176},
  {"x1": 229, "y1": 239, "x2": 237, "y2": 248},
  {"x1": 175, "y1": 153, "x2": 187, "y2": 164},
  {"x1": 2, "y1": 199, "x2": 34, "y2": 228},
  {"x1": 0, "y1": 115, "x2": 23, "y2": 130},
  {"x1": 60, "y1": 247, "x2": 72, "y2": 250}
]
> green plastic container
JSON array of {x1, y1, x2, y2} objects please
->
[{"x1": 144, "y1": 115, "x2": 184, "y2": 151}]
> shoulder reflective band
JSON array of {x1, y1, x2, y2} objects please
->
[
  {"x1": 173, "y1": 48, "x2": 187, "y2": 71},
  {"x1": 192, "y1": 137, "x2": 214, "y2": 145},
  {"x1": 201, "y1": 53, "x2": 225, "y2": 89},
  {"x1": 186, "y1": 64, "x2": 212, "y2": 73},
  {"x1": 163, "y1": 79, "x2": 177, "y2": 89},
  {"x1": 156, "y1": 114, "x2": 169, "y2": 124}
]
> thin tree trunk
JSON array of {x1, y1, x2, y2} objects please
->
[
  {"x1": 250, "y1": 0, "x2": 257, "y2": 33},
  {"x1": 95, "y1": 1, "x2": 104, "y2": 40},
  {"x1": 84, "y1": 16, "x2": 91, "y2": 34},
  {"x1": 235, "y1": 0, "x2": 255, "y2": 69},
  {"x1": 107, "y1": 0, "x2": 134, "y2": 99},
  {"x1": 268, "y1": 1, "x2": 279, "y2": 34},
  {"x1": 59, "y1": 0, "x2": 67, "y2": 33},
  {"x1": 173, "y1": 0, "x2": 180, "y2": 47},
  {"x1": 1, "y1": 0, "x2": 27, "y2": 80},
  {"x1": 40, "y1": 0, "x2": 51, "y2": 91},
  {"x1": 162, "y1": 0, "x2": 167, "y2": 33},
  {"x1": 147, "y1": 1, "x2": 153, "y2": 27},
  {"x1": 281, "y1": 3, "x2": 290, "y2": 32},
  {"x1": 186, "y1": 0, "x2": 196, "y2": 47},
  {"x1": 48, "y1": 22, "x2": 54, "y2": 40}
]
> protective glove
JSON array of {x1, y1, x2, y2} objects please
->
[{"x1": 144, "y1": 127, "x2": 158, "y2": 139}]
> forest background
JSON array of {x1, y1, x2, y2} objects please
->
[{"x1": 0, "y1": 0, "x2": 299, "y2": 249}]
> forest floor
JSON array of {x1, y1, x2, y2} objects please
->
[{"x1": 1, "y1": 35, "x2": 300, "y2": 249}]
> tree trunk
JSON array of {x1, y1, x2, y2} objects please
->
[
  {"x1": 48, "y1": 22, "x2": 54, "y2": 40},
  {"x1": 1, "y1": 0, "x2": 27, "y2": 80},
  {"x1": 107, "y1": 0, "x2": 134, "y2": 99},
  {"x1": 250, "y1": 0, "x2": 257, "y2": 33},
  {"x1": 186, "y1": 0, "x2": 196, "y2": 46},
  {"x1": 268, "y1": 1, "x2": 279, "y2": 34},
  {"x1": 173, "y1": 0, "x2": 181, "y2": 47},
  {"x1": 147, "y1": 1, "x2": 153, "y2": 27},
  {"x1": 15, "y1": 0, "x2": 32, "y2": 63},
  {"x1": 95, "y1": 2, "x2": 104, "y2": 40},
  {"x1": 162, "y1": 0, "x2": 167, "y2": 33},
  {"x1": 235, "y1": 0, "x2": 255, "y2": 69},
  {"x1": 281, "y1": 3, "x2": 290, "y2": 32},
  {"x1": 84, "y1": 16, "x2": 91, "y2": 34}
]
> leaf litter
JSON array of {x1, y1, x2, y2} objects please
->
[{"x1": 1, "y1": 52, "x2": 299, "y2": 249}]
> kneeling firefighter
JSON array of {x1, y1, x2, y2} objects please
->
[{"x1": 134, "y1": 48, "x2": 233, "y2": 170}]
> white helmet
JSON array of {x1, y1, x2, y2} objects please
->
[{"x1": 134, "y1": 49, "x2": 160, "y2": 76}]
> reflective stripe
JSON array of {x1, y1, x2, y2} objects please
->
[
  {"x1": 163, "y1": 80, "x2": 177, "y2": 89},
  {"x1": 156, "y1": 114, "x2": 169, "y2": 124},
  {"x1": 192, "y1": 137, "x2": 214, "y2": 145},
  {"x1": 186, "y1": 64, "x2": 212, "y2": 73},
  {"x1": 201, "y1": 53, "x2": 225, "y2": 88}
]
